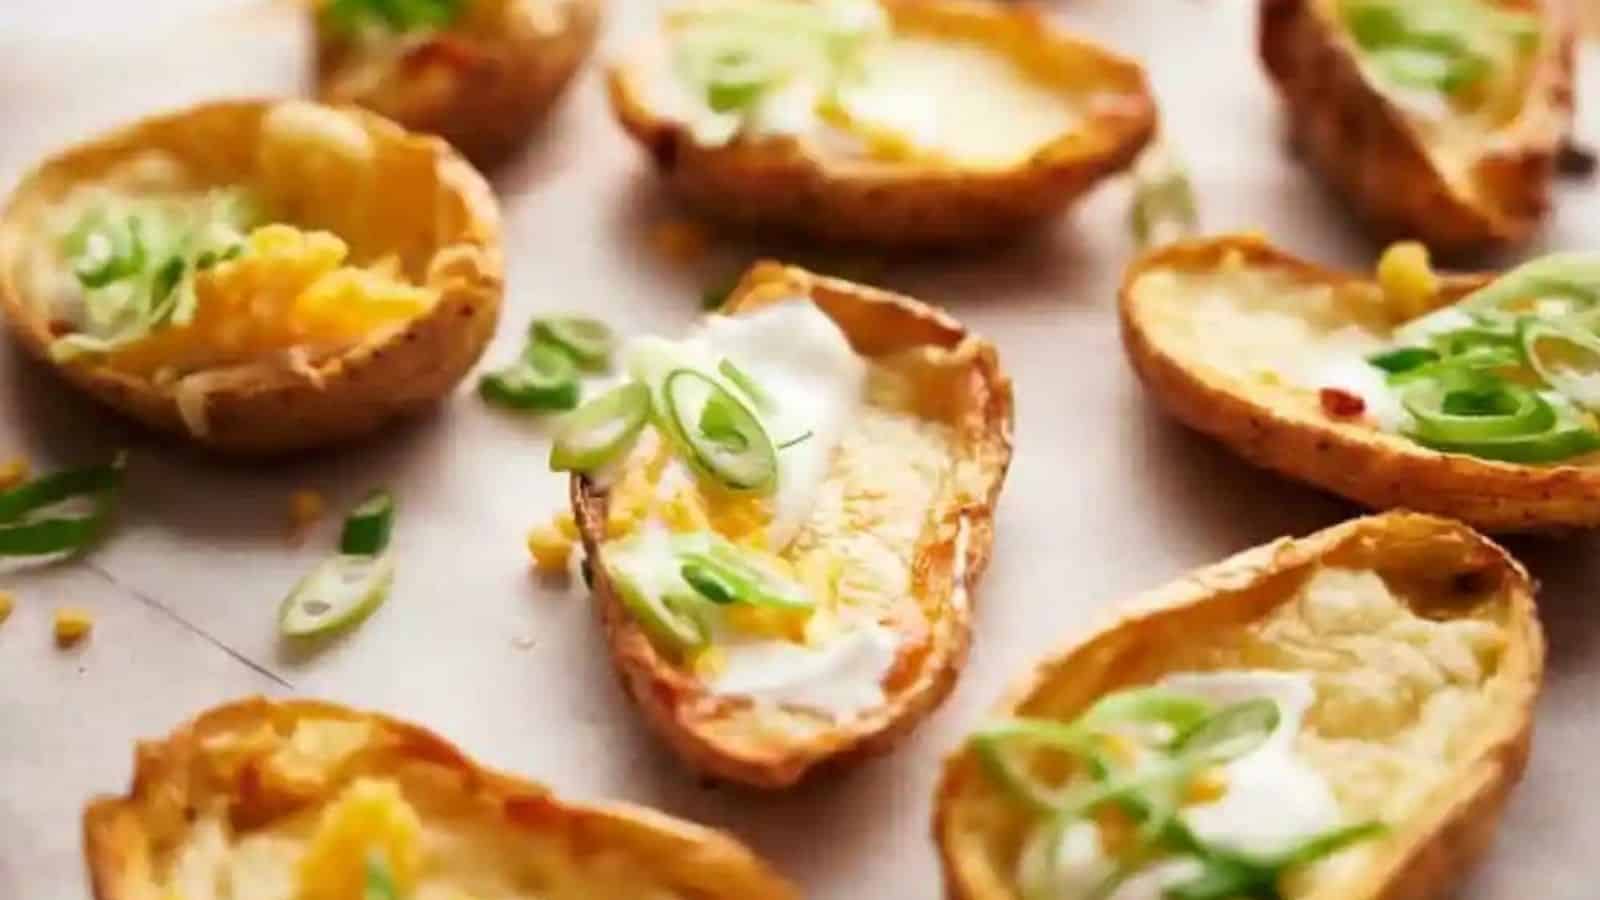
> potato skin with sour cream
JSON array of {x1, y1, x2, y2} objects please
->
[
  {"x1": 607, "y1": 0, "x2": 1156, "y2": 247},
  {"x1": 0, "y1": 100, "x2": 502, "y2": 455},
  {"x1": 571, "y1": 261, "x2": 1014, "y2": 788},
  {"x1": 83, "y1": 697, "x2": 800, "y2": 900},
  {"x1": 936, "y1": 511, "x2": 1543, "y2": 900},
  {"x1": 1121, "y1": 233, "x2": 1600, "y2": 532}
]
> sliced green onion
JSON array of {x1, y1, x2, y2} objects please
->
[
  {"x1": 703, "y1": 48, "x2": 776, "y2": 112},
  {"x1": 549, "y1": 382, "x2": 652, "y2": 473},
  {"x1": 0, "y1": 456, "x2": 126, "y2": 558},
  {"x1": 72, "y1": 218, "x2": 145, "y2": 289},
  {"x1": 1171, "y1": 698, "x2": 1278, "y2": 765},
  {"x1": 675, "y1": 534, "x2": 812, "y2": 609},
  {"x1": 681, "y1": 561, "x2": 740, "y2": 605},
  {"x1": 970, "y1": 718, "x2": 1102, "y2": 814},
  {"x1": 532, "y1": 317, "x2": 615, "y2": 370},
  {"x1": 1403, "y1": 372, "x2": 1555, "y2": 443},
  {"x1": 278, "y1": 553, "x2": 395, "y2": 638},
  {"x1": 604, "y1": 551, "x2": 710, "y2": 656},
  {"x1": 0, "y1": 459, "x2": 124, "y2": 522},
  {"x1": 1367, "y1": 346, "x2": 1438, "y2": 375},
  {"x1": 1128, "y1": 143, "x2": 1199, "y2": 250},
  {"x1": 479, "y1": 344, "x2": 580, "y2": 411},
  {"x1": 1414, "y1": 419, "x2": 1600, "y2": 462},
  {"x1": 339, "y1": 489, "x2": 395, "y2": 556},
  {"x1": 717, "y1": 358, "x2": 774, "y2": 411},
  {"x1": 1521, "y1": 320, "x2": 1600, "y2": 411},
  {"x1": 1078, "y1": 687, "x2": 1215, "y2": 735},
  {"x1": 664, "y1": 368, "x2": 777, "y2": 492},
  {"x1": 1460, "y1": 252, "x2": 1600, "y2": 326},
  {"x1": 1165, "y1": 820, "x2": 1388, "y2": 900}
]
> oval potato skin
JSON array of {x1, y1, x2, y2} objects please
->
[
  {"x1": 935, "y1": 512, "x2": 1543, "y2": 900},
  {"x1": 1259, "y1": 0, "x2": 1575, "y2": 254},
  {"x1": 607, "y1": 0, "x2": 1156, "y2": 247},
  {"x1": 1121, "y1": 233, "x2": 1600, "y2": 532},
  {"x1": 83, "y1": 697, "x2": 800, "y2": 900},
  {"x1": 315, "y1": 0, "x2": 602, "y2": 169},
  {"x1": 0, "y1": 99, "x2": 503, "y2": 456},
  {"x1": 571, "y1": 262, "x2": 1015, "y2": 788}
]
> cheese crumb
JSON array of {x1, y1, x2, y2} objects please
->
[
  {"x1": 54, "y1": 607, "x2": 94, "y2": 646},
  {"x1": 527, "y1": 523, "x2": 574, "y2": 575}
]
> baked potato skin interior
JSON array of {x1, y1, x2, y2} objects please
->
[
  {"x1": 314, "y1": 0, "x2": 603, "y2": 169},
  {"x1": 607, "y1": 0, "x2": 1156, "y2": 248},
  {"x1": 1259, "y1": 0, "x2": 1575, "y2": 254},
  {"x1": 571, "y1": 262, "x2": 1014, "y2": 788},
  {"x1": 1121, "y1": 234, "x2": 1600, "y2": 532},
  {"x1": 935, "y1": 512, "x2": 1543, "y2": 900},
  {"x1": 83, "y1": 697, "x2": 801, "y2": 900},
  {"x1": 0, "y1": 99, "x2": 503, "y2": 456}
]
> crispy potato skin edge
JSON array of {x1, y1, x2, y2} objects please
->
[
  {"x1": 933, "y1": 512, "x2": 1544, "y2": 900},
  {"x1": 570, "y1": 263, "x2": 1015, "y2": 788},
  {"x1": 0, "y1": 99, "x2": 505, "y2": 457},
  {"x1": 314, "y1": 0, "x2": 603, "y2": 169},
  {"x1": 1259, "y1": 0, "x2": 1576, "y2": 254},
  {"x1": 81, "y1": 697, "x2": 801, "y2": 900},
  {"x1": 605, "y1": 0, "x2": 1157, "y2": 248},
  {"x1": 1119, "y1": 234, "x2": 1600, "y2": 532}
]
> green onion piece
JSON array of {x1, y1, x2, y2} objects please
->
[
  {"x1": 71, "y1": 217, "x2": 145, "y2": 289},
  {"x1": 1414, "y1": 418, "x2": 1600, "y2": 463},
  {"x1": 1171, "y1": 698, "x2": 1279, "y2": 765},
  {"x1": 664, "y1": 368, "x2": 777, "y2": 492},
  {"x1": 703, "y1": 48, "x2": 776, "y2": 112},
  {"x1": 604, "y1": 549, "x2": 710, "y2": 655},
  {"x1": 532, "y1": 317, "x2": 616, "y2": 370},
  {"x1": 479, "y1": 344, "x2": 580, "y2": 412},
  {"x1": 278, "y1": 553, "x2": 395, "y2": 639},
  {"x1": 0, "y1": 459, "x2": 124, "y2": 523},
  {"x1": 1078, "y1": 687, "x2": 1217, "y2": 735},
  {"x1": 339, "y1": 489, "x2": 395, "y2": 556},
  {"x1": 1521, "y1": 320, "x2": 1600, "y2": 411},
  {"x1": 549, "y1": 382, "x2": 652, "y2": 473},
  {"x1": 1403, "y1": 370, "x2": 1556, "y2": 443},
  {"x1": 0, "y1": 456, "x2": 126, "y2": 558},
  {"x1": 970, "y1": 718, "x2": 1101, "y2": 814},
  {"x1": 1367, "y1": 346, "x2": 1439, "y2": 375},
  {"x1": 1129, "y1": 143, "x2": 1199, "y2": 250},
  {"x1": 681, "y1": 561, "x2": 740, "y2": 605},
  {"x1": 717, "y1": 358, "x2": 774, "y2": 411},
  {"x1": 674, "y1": 534, "x2": 813, "y2": 609},
  {"x1": 1460, "y1": 252, "x2": 1600, "y2": 327},
  {"x1": 1165, "y1": 821, "x2": 1388, "y2": 900},
  {"x1": 364, "y1": 849, "x2": 398, "y2": 900}
]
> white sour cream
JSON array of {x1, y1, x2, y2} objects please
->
[{"x1": 708, "y1": 621, "x2": 899, "y2": 718}]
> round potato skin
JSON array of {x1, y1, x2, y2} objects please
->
[
  {"x1": 0, "y1": 100, "x2": 504, "y2": 456},
  {"x1": 83, "y1": 697, "x2": 800, "y2": 900},
  {"x1": 571, "y1": 262, "x2": 1015, "y2": 788},
  {"x1": 315, "y1": 0, "x2": 602, "y2": 169},
  {"x1": 1259, "y1": 0, "x2": 1575, "y2": 255},
  {"x1": 607, "y1": 0, "x2": 1156, "y2": 248},
  {"x1": 1121, "y1": 235, "x2": 1600, "y2": 532},
  {"x1": 935, "y1": 512, "x2": 1543, "y2": 900}
]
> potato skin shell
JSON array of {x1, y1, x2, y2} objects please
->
[
  {"x1": 0, "y1": 100, "x2": 504, "y2": 457},
  {"x1": 315, "y1": 0, "x2": 602, "y2": 169},
  {"x1": 607, "y1": 0, "x2": 1156, "y2": 248},
  {"x1": 82, "y1": 697, "x2": 801, "y2": 900},
  {"x1": 1259, "y1": 0, "x2": 1576, "y2": 255},
  {"x1": 571, "y1": 262, "x2": 1015, "y2": 788},
  {"x1": 1120, "y1": 234, "x2": 1600, "y2": 533},
  {"x1": 934, "y1": 512, "x2": 1544, "y2": 900}
]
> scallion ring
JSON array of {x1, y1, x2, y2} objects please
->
[
  {"x1": 1521, "y1": 320, "x2": 1600, "y2": 411},
  {"x1": 1171, "y1": 698, "x2": 1279, "y2": 765},
  {"x1": 278, "y1": 553, "x2": 395, "y2": 639},
  {"x1": 532, "y1": 317, "x2": 615, "y2": 370},
  {"x1": 663, "y1": 368, "x2": 777, "y2": 492},
  {"x1": 604, "y1": 552, "x2": 710, "y2": 655},
  {"x1": 717, "y1": 358, "x2": 774, "y2": 411},
  {"x1": 549, "y1": 382, "x2": 652, "y2": 473},
  {"x1": 969, "y1": 718, "x2": 1102, "y2": 814},
  {"x1": 339, "y1": 489, "x2": 395, "y2": 556},
  {"x1": 1402, "y1": 373, "x2": 1556, "y2": 443},
  {"x1": 479, "y1": 343, "x2": 580, "y2": 411},
  {"x1": 674, "y1": 535, "x2": 812, "y2": 609},
  {"x1": 0, "y1": 456, "x2": 126, "y2": 558},
  {"x1": 1367, "y1": 346, "x2": 1438, "y2": 375}
]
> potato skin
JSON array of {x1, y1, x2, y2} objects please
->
[
  {"x1": 315, "y1": 0, "x2": 602, "y2": 168},
  {"x1": 0, "y1": 100, "x2": 503, "y2": 456},
  {"x1": 1259, "y1": 0, "x2": 1575, "y2": 255},
  {"x1": 1121, "y1": 234, "x2": 1600, "y2": 532},
  {"x1": 83, "y1": 697, "x2": 799, "y2": 900},
  {"x1": 571, "y1": 262, "x2": 1015, "y2": 788},
  {"x1": 607, "y1": 0, "x2": 1156, "y2": 248},
  {"x1": 935, "y1": 512, "x2": 1544, "y2": 900}
]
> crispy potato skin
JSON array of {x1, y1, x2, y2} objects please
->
[
  {"x1": 607, "y1": 0, "x2": 1156, "y2": 248},
  {"x1": 1121, "y1": 234, "x2": 1600, "y2": 532},
  {"x1": 0, "y1": 100, "x2": 503, "y2": 456},
  {"x1": 1259, "y1": 0, "x2": 1576, "y2": 255},
  {"x1": 315, "y1": 0, "x2": 602, "y2": 168},
  {"x1": 571, "y1": 263, "x2": 1015, "y2": 788},
  {"x1": 935, "y1": 512, "x2": 1544, "y2": 900},
  {"x1": 83, "y1": 697, "x2": 800, "y2": 900}
]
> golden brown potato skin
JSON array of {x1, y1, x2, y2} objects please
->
[
  {"x1": 0, "y1": 100, "x2": 503, "y2": 456},
  {"x1": 315, "y1": 0, "x2": 602, "y2": 169},
  {"x1": 1121, "y1": 234, "x2": 1600, "y2": 532},
  {"x1": 608, "y1": 0, "x2": 1156, "y2": 248},
  {"x1": 1259, "y1": 0, "x2": 1575, "y2": 255},
  {"x1": 83, "y1": 697, "x2": 801, "y2": 900},
  {"x1": 935, "y1": 512, "x2": 1544, "y2": 900},
  {"x1": 571, "y1": 263, "x2": 1015, "y2": 788}
]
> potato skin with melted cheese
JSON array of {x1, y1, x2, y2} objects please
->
[
  {"x1": 83, "y1": 697, "x2": 799, "y2": 900},
  {"x1": 1121, "y1": 234, "x2": 1600, "y2": 532},
  {"x1": 606, "y1": 0, "x2": 1156, "y2": 248},
  {"x1": 0, "y1": 99, "x2": 503, "y2": 456},
  {"x1": 572, "y1": 262, "x2": 1015, "y2": 788},
  {"x1": 936, "y1": 512, "x2": 1543, "y2": 900}
]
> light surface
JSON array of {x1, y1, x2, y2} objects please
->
[{"x1": 2, "y1": 1, "x2": 1599, "y2": 897}]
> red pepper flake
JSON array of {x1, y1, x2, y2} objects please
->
[{"x1": 1319, "y1": 387, "x2": 1366, "y2": 419}]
